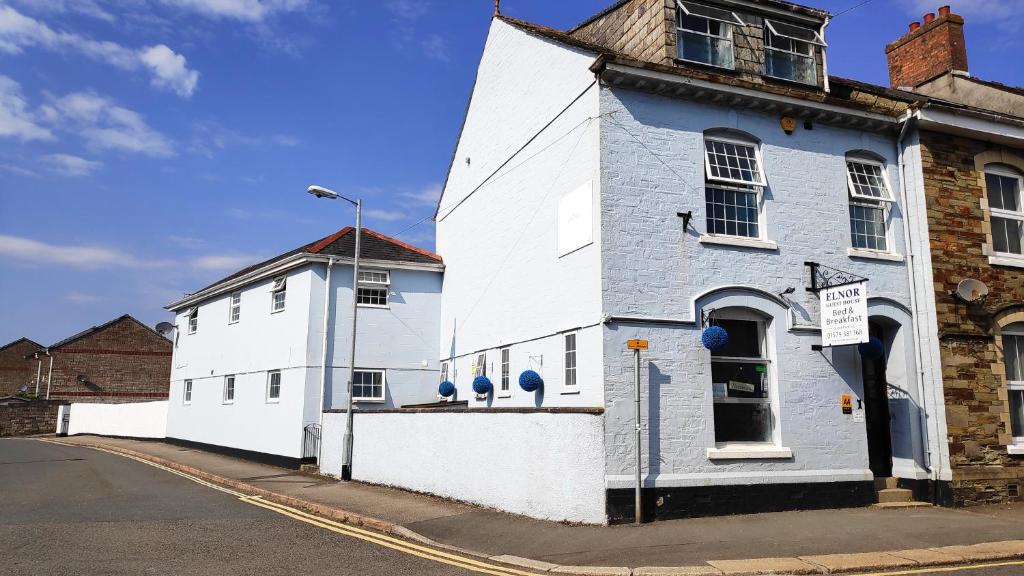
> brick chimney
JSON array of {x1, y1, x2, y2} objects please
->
[{"x1": 885, "y1": 5, "x2": 967, "y2": 88}]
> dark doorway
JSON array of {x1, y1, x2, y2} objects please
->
[{"x1": 862, "y1": 322, "x2": 893, "y2": 478}]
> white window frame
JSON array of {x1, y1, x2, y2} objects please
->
[
  {"x1": 564, "y1": 332, "x2": 578, "y2": 391},
  {"x1": 271, "y1": 276, "x2": 286, "y2": 313},
  {"x1": 183, "y1": 379, "x2": 192, "y2": 405},
  {"x1": 440, "y1": 361, "x2": 449, "y2": 383},
  {"x1": 763, "y1": 20, "x2": 821, "y2": 85},
  {"x1": 499, "y1": 347, "x2": 511, "y2": 396},
  {"x1": 676, "y1": 1, "x2": 743, "y2": 70},
  {"x1": 266, "y1": 370, "x2": 281, "y2": 403},
  {"x1": 223, "y1": 375, "x2": 235, "y2": 404},
  {"x1": 475, "y1": 353, "x2": 487, "y2": 377},
  {"x1": 986, "y1": 165, "x2": 1024, "y2": 259},
  {"x1": 228, "y1": 291, "x2": 241, "y2": 324},
  {"x1": 357, "y1": 269, "x2": 391, "y2": 308},
  {"x1": 846, "y1": 158, "x2": 895, "y2": 254},
  {"x1": 1004, "y1": 325, "x2": 1024, "y2": 448},
  {"x1": 186, "y1": 307, "x2": 198, "y2": 334},
  {"x1": 708, "y1": 308, "x2": 779, "y2": 448},
  {"x1": 352, "y1": 369, "x2": 386, "y2": 402},
  {"x1": 846, "y1": 158, "x2": 895, "y2": 202},
  {"x1": 703, "y1": 135, "x2": 767, "y2": 187}
]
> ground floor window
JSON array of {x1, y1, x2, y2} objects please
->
[
  {"x1": 1004, "y1": 324, "x2": 1024, "y2": 444},
  {"x1": 710, "y1": 313, "x2": 772, "y2": 443},
  {"x1": 353, "y1": 369, "x2": 385, "y2": 401},
  {"x1": 500, "y1": 347, "x2": 510, "y2": 394},
  {"x1": 183, "y1": 379, "x2": 192, "y2": 404},
  {"x1": 223, "y1": 375, "x2": 235, "y2": 404},
  {"x1": 266, "y1": 370, "x2": 281, "y2": 402},
  {"x1": 564, "y1": 333, "x2": 578, "y2": 388}
]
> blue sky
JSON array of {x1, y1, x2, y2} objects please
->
[{"x1": 1, "y1": 0, "x2": 1021, "y2": 345}]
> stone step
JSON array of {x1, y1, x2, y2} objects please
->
[
  {"x1": 877, "y1": 488, "x2": 914, "y2": 504},
  {"x1": 874, "y1": 477, "x2": 900, "y2": 490},
  {"x1": 299, "y1": 463, "x2": 320, "y2": 474},
  {"x1": 872, "y1": 501, "x2": 933, "y2": 509}
]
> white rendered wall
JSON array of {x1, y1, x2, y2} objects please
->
[
  {"x1": 436, "y1": 19, "x2": 603, "y2": 408},
  {"x1": 67, "y1": 401, "x2": 168, "y2": 439},
  {"x1": 327, "y1": 411, "x2": 607, "y2": 524},
  {"x1": 166, "y1": 266, "x2": 318, "y2": 458}
]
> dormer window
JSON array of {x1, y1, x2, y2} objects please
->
[
  {"x1": 764, "y1": 20, "x2": 823, "y2": 85},
  {"x1": 676, "y1": 1, "x2": 745, "y2": 70}
]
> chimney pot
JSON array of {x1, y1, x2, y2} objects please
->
[
  {"x1": 923, "y1": 12, "x2": 936, "y2": 24},
  {"x1": 909, "y1": 21, "x2": 921, "y2": 32},
  {"x1": 938, "y1": 5, "x2": 951, "y2": 17}
]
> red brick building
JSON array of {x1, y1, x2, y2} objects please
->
[
  {"x1": 889, "y1": 7, "x2": 1024, "y2": 505},
  {"x1": 31, "y1": 315, "x2": 173, "y2": 402},
  {"x1": 0, "y1": 338, "x2": 44, "y2": 397}
]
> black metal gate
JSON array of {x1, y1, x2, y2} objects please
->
[{"x1": 302, "y1": 423, "x2": 321, "y2": 461}]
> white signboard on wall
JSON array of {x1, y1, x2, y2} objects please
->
[
  {"x1": 557, "y1": 180, "x2": 593, "y2": 257},
  {"x1": 821, "y1": 281, "x2": 869, "y2": 347}
]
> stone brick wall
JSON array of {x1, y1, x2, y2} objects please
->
[
  {"x1": 570, "y1": 0, "x2": 675, "y2": 65},
  {"x1": 46, "y1": 318, "x2": 172, "y2": 402},
  {"x1": 919, "y1": 130, "x2": 1024, "y2": 505},
  {"x1": 0, "y1": 400, "x2": 61, "y2": 437},
  {"x1": 0, "y1": 339, "x2": 43, "y2": 397}
]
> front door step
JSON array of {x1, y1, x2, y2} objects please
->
[{"x1": 871, "y1": 477, "x2": 932, "y2": 508}]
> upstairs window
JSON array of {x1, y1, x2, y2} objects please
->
[
  {"x1": 183, "y1": 379, "x2": 192, "y2": 404},
  {"x1": 186, "y1": 307, "x2": 198, "y2": 334},
  {"x1": 846, "y1": 158, "x2": 894, "y2": 252},
  {"x1": 500, "y1": 347, "x2": 511, "y2": 394},
  {"x1": 357, "y1": 270, "x2": 390, "y2": 307},
  {"x1": 704, "y1": 134, "x2": 765, "y2": 239},
  {"x1": 228, "y1": 291, "x2": 241, "y2": 324},
  {"x1": 440, "y1": 361, "x2": 449, "y2": 383},
  {"x1": 475, "y1": 353, "x2": 487, "y2": 377},
  {"x1": 676, "y1": 1, "x2": 744, "y2": 69},
  {"x1": 266, "y1": 370, "x2": 281, "y2": 402},
  {"x1": 223, "y1": 375, "x2": 235, "y2": 404},
  {"x1": 271, "y1": 276, "x2": 286, "y2": 313},
  {"x1": 764, "y1": 20, "x2": 823, "y2": 85},
  {"x1": 987, "y1": 166, "x2": 1023, "y2": 257},
  {"x1": 564, "y1": 333, "x2": 578, "y2": 388},
  {"x1": 1004, "y1": 324, "x2": 1024, "y2": 445},
  {"x1": 710, "y1": 313, "x2": 772, "y2": 444}
]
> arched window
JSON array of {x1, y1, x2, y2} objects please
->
[
  {"x1": 845, "y1": 152, "x2": 894, "y2": 253},
  {"x1": 1004, "y1": 322, "x2": 1024, "y2": 446},
  {"x1": 703, "y1": 131, "x2": 765, "y2": 240},
  {"x1": 986, "y1": 165, "x2": 1024, "y2": 257},
  {"x1": 709, "y1": 308, "x2": 772, "y2": 443}
]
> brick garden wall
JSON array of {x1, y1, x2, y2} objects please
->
[
  {"x1": 0, "y1": 340, "x2": 43, "y2": 397},
  {"x1": 0, "y1": 400, "x2": 61, "y2": 437},
  {"x1": 919, "y1": 130, "x2": 1024, "y2": 505},
  {"x1": 47, "y1": 318, "x2": 172, "y2": 402}
]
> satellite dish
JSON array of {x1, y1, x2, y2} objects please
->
[
  {"x1": 954, "y1": 278, "x2": 989, "y2": 303},
  {"x1": 155, "y1": 322, "x2": 175, "y2": 335}
]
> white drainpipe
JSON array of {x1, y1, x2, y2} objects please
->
[
  {"x1": 34, "y1": 354, "x2": 42, "y2": 396},
  {"x1": 316, "y1": 257, "x2": 335, "y2": 463},
  {"x1": 45, "y1": 351, "x2": 53, "y2": 400}
]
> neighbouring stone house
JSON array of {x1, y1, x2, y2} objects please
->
[
  {"x1": 0, "y1": 338, "x2": 44, "y2": 397},
  {"x1": 887, "y1": 6, "x2": 1024, "y2": 506}
]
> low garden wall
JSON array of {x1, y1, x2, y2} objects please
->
[
  {"x1": 0, "y1": 400, "x2": 62, "y2": 437},
  {"x1": 64, "y1": 400, "x2": 168, "y2": 439}
]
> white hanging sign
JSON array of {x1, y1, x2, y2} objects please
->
[{"x1": 821, "y1": 281, "x2": 869, "y2": 347}]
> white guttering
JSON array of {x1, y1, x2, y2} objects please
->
[
  {"x1": 914, "y1": 106, "x2": 1024, "y2": 147},
  {"x1": 819, "y1": 15, "x2": 831, "y2": 94},
  {"x1": 602, "y1": 62, "x2": 896, "y2": 124},
  {"x1": 316, "y1": 257, "x2": 335, "y2": 463},
  {"x1": 895, "y1": 110, "x2": 933, "y2": 475},
  {"x1": 166, "y1": 255, "x2": 443, "y2": 312}
]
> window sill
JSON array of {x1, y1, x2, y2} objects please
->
[
  {"x1": 707, "y1": 444, "x2": 793, "y2": 460},
  {"x1": 989, "y1": 254, "x2": 1024, "y2": 269},
  {"x1": 271, "y1": 308, "x2": 285, "y2": 314},
  {"x1": 497, "y1": 392, "x2": 512, "y2": 398},
  {"x1": 222, "y1": 401, "x2": 234, "y2": 405},
  {"x1": 357, "y1": 304, "x2": 390, "y2": 310},
  {"x1": 847, "y1": 248, "x2": 904, "y2": 262},
  {"x1": 699, "y1": 234, "x2": 778, "y2": 251},
  {"x1": 1008, "y1": 445, "x2": 1024, "y2": 456},
  {"x1": 266, "y1": 399, "x2": 280, "y2": 404},
  {"x1": 354, "y1": 398, "x2": 386, "y2": 404},
  {"x1": 560, "y1": 387, "x2": 581, "y2": 395}
]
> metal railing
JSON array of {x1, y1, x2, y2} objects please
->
[{"x1": 302, "y1": 423, "x2": 321, "y2": 461}]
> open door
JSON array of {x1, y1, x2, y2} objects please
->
[{"x1": 862, "y1": 322, "x2": 893, "y2": 478}]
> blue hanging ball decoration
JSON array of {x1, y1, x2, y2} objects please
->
[
  {"x1": 519, "y1": 370, "x2": 544, "y2": 392},
  {"x1": 858, "y1": 336, "x2": 885, "y2": 360},
  {"x1": 702, "y1": 325, "x2": 729, "y2": 351},
  {"x1": 472, "y1": 375, "x2": 493, "y2": 395},
  {"x1": 438, "y1": 380, "x2": 456, "y2": 398}
]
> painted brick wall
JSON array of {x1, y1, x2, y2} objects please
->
[
  {"x1": 47, "y1": 318, "x2": 171, "y2": 402},
  {"x1": 918, "y1": 130, "x2": 1024, "y2": 505},
  {"x1": 0, "y1": 339, "x2": 43, "y2": 397}
]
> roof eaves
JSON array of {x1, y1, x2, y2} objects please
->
[{"x1": 0, "y1": 337, "x2": 42, "y2": 353}]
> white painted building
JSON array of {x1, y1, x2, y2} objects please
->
[
  {"x1": 425, "y1": 0, "x2": 950, "y2": 523},
  {"x1": 165, "y1": 227, "x2": 443, "y2": 462}
]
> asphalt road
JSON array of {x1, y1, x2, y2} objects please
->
[
  {"x1": 1, "y1": 438, "x2": 1022, "y2": 576},
  {"x1": 0, "y1": 439, "x2": 479, "y2": 576}
]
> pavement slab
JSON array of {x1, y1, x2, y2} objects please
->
[
  {"x1": 550, "y1": 566, "x2": 632, "y2": 575},
  {"x1": 490, "y1": 554, "x2": 560, "y2": 572},
  {"x1": 633, "y1": 567, "x2": 723, "y2": 575},
  {"x1": 799, "y1": 551, "x2": 916, "y2": 572},
  {"x1": 888, "y1": 548, "x2": 967, "y2": 566},
  {"x1": 706, "y1": 557, "x2": 823, "y2": 575},
  {"x1": 932, "y1": 540, "x2": 1024, "y2": 562}
]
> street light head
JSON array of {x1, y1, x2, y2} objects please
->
[{"x1": 307, "y1": 185, "x2": 339, "y2": 200}]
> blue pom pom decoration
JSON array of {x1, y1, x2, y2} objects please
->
[
  {"x1": 702, "y1": 325, "x2": 729, "y2": 351},
  {"x1": 519, "y1": 370, "x2": 543, "y2": 392},
  {"x1": 472, "y1": 375, "x2": 493, "y2": 395},
  {"x1": 858, "y1": 336, "x2": 885, "y2": 360},
  {"x1": 438, "y1": 380, "x2": 456, "y2": 398}
]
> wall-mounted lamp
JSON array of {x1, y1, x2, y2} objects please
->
[{"x1": 677, "y1": 210, "x2": 693, "y2": 230}]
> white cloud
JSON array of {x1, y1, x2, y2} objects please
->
[
  {"x1": 0, "y1": 76, "x2": 53, "y2": 141},
  {"x1": 0, "y1": 5, "x2": 199, "y2": 97},
  {"x1": 191, "y1": 254, "x2": 258, "y2": 270},
  {"x1": 421, "y1": 34, "x2": 449, "y2": 62},
  {"x1": 0, "y1": 234, "x2": 169, "y2": 269},
  {"x1": 43, "y1": 91, "x2": 175, "y2": 157},
  {"x1": 160, "y1": 0, "x2": 310, "y2": 22},
  {"x1": 42, "y1": 153, "x2": 102, "y2": 176},
  {"x1": 400, "y1": 182, "x2": 442, "y2": 207},
  {"x1": 167, "y1": 235, "x2": 206, "y2": 249},
  {"x1": 189, "y1": 122, "x2": 300, "y2": 157},
  {"x1": 65, "y1": 291, "x2": 102, "y2": 303},
  {"x1": 10, "y1": 0, "x2": 116, "y2": 23},
  {"x1": 900, "y1": 1, "x2": 1023, "y2": 36},
  {"x1": 385, "y1": 0, "x2": 429, "y2": 21},
  {"x1": 365, "y1": 208, "x2": 407, "y2": 222}
]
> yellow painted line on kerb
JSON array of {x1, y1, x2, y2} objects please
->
[
  {"x1": 848, "y1": 559, "x2": 1024, "y2": 576},
  {"x1": 39, "y1": 439, "x2": 539, "y2": 576}
]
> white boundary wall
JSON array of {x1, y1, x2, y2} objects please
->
[
  {"x1": 323, "y1": 410, "x2": 607, "y2": 524},
  {"x1": 65, "y1": 401, "x2": 168, "y2": 439}
]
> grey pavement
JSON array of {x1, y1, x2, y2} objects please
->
[
  {"x1": 0, "y1": 438, "x2": 477, "y2": 576},
  {"x1": 48, "y1": 435, "x2": 1024, "y2": 570}
]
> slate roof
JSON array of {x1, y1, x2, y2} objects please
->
[
  {"x1": 190, "y1": 227, "x2": 443, "y2": 298},
  {"x1": 0, "y1": 338, "x2": 42, "y2": 354},
  {"x1": 44, "y1": 314, "x2": 168, "y2": 352}
]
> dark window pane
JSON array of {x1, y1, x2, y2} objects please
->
[
  {"x1": 713, "y1": 403, "x2": 773, "y2": 442},
  {"x1": 711, "y1": 319, "x2": 760, "y2": 357}
]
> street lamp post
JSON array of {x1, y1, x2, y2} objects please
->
[{"x1": 308, "y1": 185, "x2": 361, "y2": 481}]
